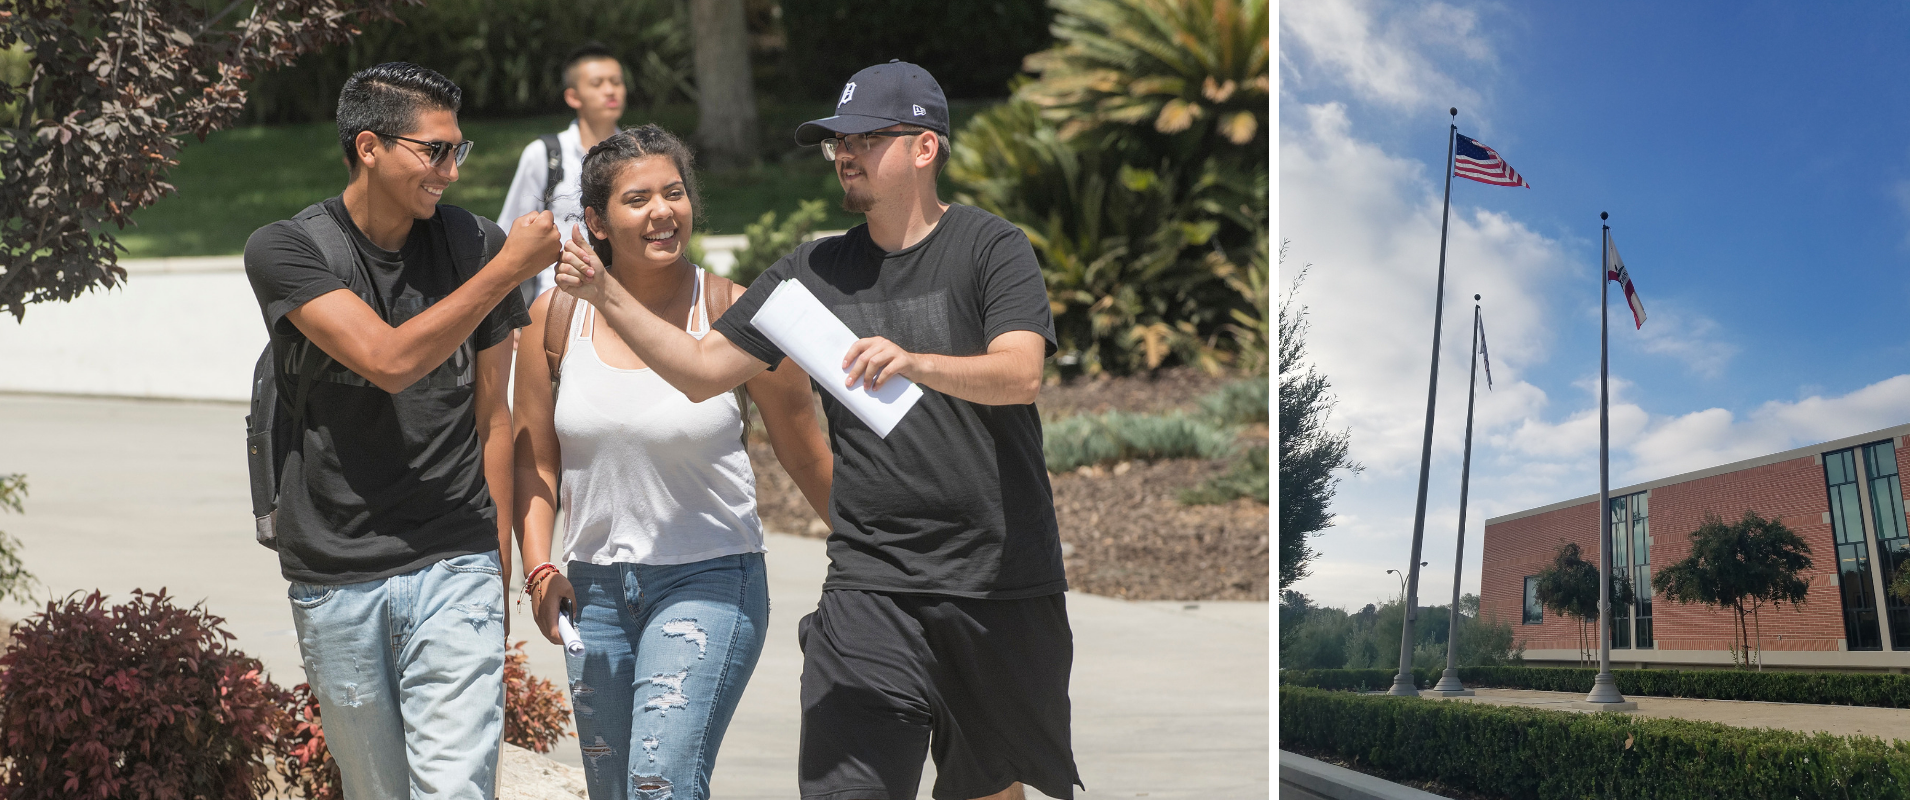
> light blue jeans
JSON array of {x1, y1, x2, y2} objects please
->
[
  {"x1": 566, "y1": 553, "x2": 769, "y2": 800},
  {"x1": 289, "y1": 550, "x2": 507, "y2": 800}
]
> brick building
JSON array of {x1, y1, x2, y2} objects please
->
[{"x1": 1481, "y1": 424, "x2": 1910, "y2": 671}]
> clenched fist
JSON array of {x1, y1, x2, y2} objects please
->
[{"x1": 495, "y1": 210, "x2": 560, "y2": 283}]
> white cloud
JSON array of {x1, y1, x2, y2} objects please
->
[
  {"x1": 1279, "y1": 0, "x2": 1492, "y2": 115},
  {"x1": 1623, "y1": 375, "x2": 1910, "y2": 483},
  {"x1": 1630, "y1": 302, "x2": 1737, "y2": 379}
]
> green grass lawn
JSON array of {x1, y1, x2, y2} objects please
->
[{"x1": 120, "y1": 100, "x2": 1000, "y2": 258}]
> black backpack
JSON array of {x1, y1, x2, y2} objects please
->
[
  {"x1": 516, "y1": 133, "x2": 565, "y2": 306},
  {"x1": 246, "y1": 203, "x2": 491, "y2": 549}
]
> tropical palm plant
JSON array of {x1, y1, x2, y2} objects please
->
[
  {"x1": 948, "y1": 0, "x2": 1268, "y2": 375},
  {"x1": 1019, "y1": 0, "x2": 1269, "y2": 155}
]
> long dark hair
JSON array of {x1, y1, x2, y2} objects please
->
[{"x1": 578, "y1": 124, "x2": 702, "y2": 266}]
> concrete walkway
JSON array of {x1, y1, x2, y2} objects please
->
[
  {"x1": 1426, "y1": 688, "x2": 1910, "y2": 742},
  {"x1": 0, "y1": 393, "x2": 1268, "y2": 798}
]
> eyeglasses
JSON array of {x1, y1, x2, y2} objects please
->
[
  {"x1": 820, "y1": 130, "x2": 924, "y2": 161},
  {"x1": 376, "y1": 133, "x2": 474, "y2": 167}
]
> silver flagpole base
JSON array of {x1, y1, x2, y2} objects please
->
[
  {"x1": 1575, "y1": 672, "x2": 1636, "y2": 711},
  {"x1": 1386, "y1": 672, "x2": 1420, "y2": 697},
  {"x1": 1430, "y1": 668, "x2": 1471, "y2": 696}
]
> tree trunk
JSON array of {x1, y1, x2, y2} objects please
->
[
  {"x1": 690, "y1": 0, "x2": 760, "y2": 172},
  {"x1": 1753, "y1": 604, "x2": 1764, "y2": 672}
]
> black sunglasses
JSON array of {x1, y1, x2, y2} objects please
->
[{"x1": 376, "y1": 133, "x2": 474, "y2": 167}]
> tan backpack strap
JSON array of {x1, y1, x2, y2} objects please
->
[
  {"x1": 543, "y1": 289, "x2": 581, "y2": 383},
  {"x1": 702, "y1": 270, "x2": 753, "y2": 445}
]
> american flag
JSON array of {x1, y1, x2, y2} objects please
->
[{"x1": 1454, "y1": 134, "x2": 1529, "y2": 188}]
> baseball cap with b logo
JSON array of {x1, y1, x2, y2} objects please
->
[{"x1": 795, "y1": 60, "x2": 950, "y2": 146}]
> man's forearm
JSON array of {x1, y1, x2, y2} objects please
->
[
  {"x1": 593, "y1": 284, "x2": 751, "y2": 401},
  {"x1": 913, "y1": 350, "x2": 1042, "y2": 406},
  {"x1": 377, "y1": 265, "x2": 524, "y2": 388}
]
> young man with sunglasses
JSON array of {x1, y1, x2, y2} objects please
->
[
  {"x1": 553, "y1": 61, "x2": 1081, "y2": 800},
  {"x1": 498, "y1": 43, "x2": 628, "y2": 304},
  {"x1": 243, "y1": 62, "x2": 560, "y2": 798}
]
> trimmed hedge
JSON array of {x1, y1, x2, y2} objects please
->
[
  {"x1": 1280, "y1": 686, "x2": 1910, "y2": 799},
  {"x1": 1280, "y1": 666, "x2": 1910, "y2": 708}
]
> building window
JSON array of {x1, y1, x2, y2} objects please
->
[
  {"x1": 1605, "y1": 492, "x2": 1650, "y2": 649},
  {"x1": 1826, "y1": 447, "x2": 1883, "y2": 651},
  {"x1": 1609, "y1": 496, "x2": 1631, "y2": 649},
  {"x1": 1864, "y1": 440, "x2": 1910, "y2": 649},
  {"x1": 1631, "y1": 493, "x2": 1652, "y2": 649},
  {"x1": 1523, "y1": 576, "x2": 1542, "y2": 624}
]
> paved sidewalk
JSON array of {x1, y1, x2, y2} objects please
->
[
  {"x1": 1426, "y1": 688, "x2": 1910, "y2": 741},
  {"x1": 0, "y1": 393, "x2": 1268, "y2": 798}
]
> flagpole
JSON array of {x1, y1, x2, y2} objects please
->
[
  {"x1": 1390, "y1": 106, "x2": 1459, "y2": 697},
  {"x1": 1584, "y1": 212, "x2": 1631, "y2": 708},
  {"x1": 1433, "y1": 297, "x2": 1483, "y2": 696}
]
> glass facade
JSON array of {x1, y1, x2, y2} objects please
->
[
  {"x1": 1523, "y1": 576, "x2": 1543, "y2": 624},
  {"x1": 1606, "y1": 492, "x2": 1651, "y2": 649},
  {"x1": 1826, "y1": 447, "x2": 1882, "y2": 651},
  {"x1": 1631, "y1": 493, "x2": 1653, "y2": 648},
  {"x1": 1864, "y1": 441, "x2": 1910, "y2": 649},
  {"x1": 1610, "y1": 496, "x2": 1631, "y2": 648}
]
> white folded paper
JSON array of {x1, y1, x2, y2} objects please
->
[
  {"x1": 751, "y1": 279, "x2": 923, "y2": 438},
  {"x1": 558, "y1": 605, "x2": 585, "y2": 656}
]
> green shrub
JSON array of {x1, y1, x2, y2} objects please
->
[
  {"x1": 1280, "y1": 665, "x2": 1910, "y2": 708},
  {"x1": 1281, "y1": 686, "x2": 1910, "y2": 799},
  {"x1": 727, "y1": 199, "x2": 830, "y2": 286},
  {"x1": 1179, "y1": 445, "x2": 1266, "y2": 505},
  {"x1": 1196, "y1": 379, "x2": 1268, "y2": 426},
  {"x1": 778, "y1": 0, "x2": 1053, "y2": 100},
  {"x1": 241, "y1": 0, "x2": 694, "y2": 123},
  {"x1": 1042, "y1": 410, "x2": 1236, "y2": 473}
]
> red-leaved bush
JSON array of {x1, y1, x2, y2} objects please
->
[
  {"x1": 0, "y1": 590, "x2": 291, "y2": 799},
  {"x1": 272, "y1": 683, "x2": 340, "y2": 800},
  {"x1": 505, "y1": 641, "x2": 572, "y2": 753}
]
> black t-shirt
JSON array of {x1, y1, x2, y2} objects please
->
[
  {"x1": 244, "y1": 197, "x2": 528, "y2": 584},
  {"x1": 713, "y1": 204, "x2": 1065, "y2": 599}
]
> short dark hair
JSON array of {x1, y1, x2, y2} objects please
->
[
  {"x1": 336, "y1": 63, "x2": 462, "y2": 174},
  {"x1": 563, "y1": 43, "x2": 622, "y2": 90},
  {"x1": 902, "y1": 125, "x2": 951, "y2": 176},
  {"x1": 579, "y1": 124, "x2": 703, "y2": 265}
]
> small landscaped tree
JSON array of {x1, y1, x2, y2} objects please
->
[
  {"x1": 1533, "y1": 542, "x2": 1632, "y2": 666},
  {"x1": 1653, "y1": 511, "x2": 1812, "y2": 671},
  {"x1": 2, "y1": 0, "x2": 408, "y2": 319}
]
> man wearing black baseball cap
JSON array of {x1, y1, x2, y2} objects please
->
[{"x1": 550, "y1": 60, "x2": 1080, "y2": 800}]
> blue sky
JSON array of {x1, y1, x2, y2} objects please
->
[{"x1": 1279, "y1": 1, "x2": 1910, "y2": 610}]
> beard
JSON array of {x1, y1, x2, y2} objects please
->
[{"x1": 840, "y1": 184, "x2": 875, "y2": 214}]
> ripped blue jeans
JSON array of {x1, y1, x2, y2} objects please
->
[
  {"x1": 566, "y1": 553, "x2": 768, "y2": 800},
  {"x1": 288, "y1": 550, "x2": 506, "y2": 800}
]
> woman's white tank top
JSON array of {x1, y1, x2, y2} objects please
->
[{"x1": 555, "y1": 267, "x2": 764, "y2": 565}]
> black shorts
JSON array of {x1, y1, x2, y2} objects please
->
[{"x1": 797, "y1": 589, "x2": 1083, "y2": 800}]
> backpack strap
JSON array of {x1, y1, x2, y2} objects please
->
[
  {"x1": 703, "y1": 270, "x2": 755, "y2": 446},
  {"x1": 438, "y1": 204, "x2": 489, "y2": 277},
  {"x1": 544, "y1": 286, "x2": 580, "y2": 384},
  {"x1": 286, "y1": 203, "x2": 359, "y2": 414},
  {"x1": 539, "y1": 134, "x2": 564, "y2": 209}
]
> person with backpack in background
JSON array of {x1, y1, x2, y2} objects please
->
[
  {"x1": 242, "y1": 62, "x2": 559, "y2": 799},
  {"x1": 512, "y1": 123, "x2": 834, "y2": 800},
  {"x1": 499, "y1": 43, "x2": 628, "y2": 305}
]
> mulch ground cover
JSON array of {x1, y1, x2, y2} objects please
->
[{"x1": 747, "y1": 368, "x2": 1270, "y2": 602}]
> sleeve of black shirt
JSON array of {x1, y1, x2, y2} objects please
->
[
  {"x1": 472, "y1": 215, "x2": 531, "y2": 351},
  {"x1": 977, "y1": 226, "x2": 1058, "y2": 356},
  {"x1": 710, "y1": 251, "x2": 796, "y2": 370},
  {"x1": 245, "y1": 221, "x2": 348, "y2": 333}
]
